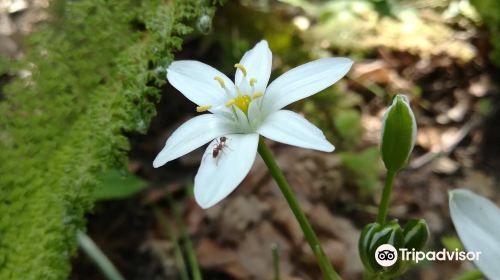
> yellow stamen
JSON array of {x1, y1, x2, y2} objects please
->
[
  {"x1": 196, "y1": 105, "x2": 212, "y2": 112},
  {"x1": 249, "y1": 78, "x2": 257, "y2": 87},
  {"x1": 252, "y1": 92, "x2": 263, "y2": 99},
  {"x1": 234, "y1": 63, "x2": 247, "y2": 77},
  {"x1": 226, "y1": 95, "x2": 251, "y2": 113},
  {"x1": 213, "y1": 76, "x2": 225, "y2": 88}
]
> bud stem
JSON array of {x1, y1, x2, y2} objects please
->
[
  {"x1": 257, "y1": 137, "x2": 340, "y2": 280},
  {"x1": 376, "y1": 170, "x2": 397, "y2": 225}
]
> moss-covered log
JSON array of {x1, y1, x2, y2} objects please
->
[{"x1": 0, "y1": 0, "x2": 218, "y2": 278}]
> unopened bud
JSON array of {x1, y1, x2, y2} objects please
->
[
  {"x1": 380, "y1": 95, "x2": 417, "y2": 172},
  {"x1": 358, "y1": 221, "x2": 404, "y2": 276},
  {"x1": 403, "y1": 219, "x2": 429, "y2": 251}
]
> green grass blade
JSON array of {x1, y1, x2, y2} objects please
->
[
  {"x1": 154, "y1": 207, "x2": 190, "y2": 280},
  {"x1": 168, "y1": 194, "x2": 203, "y2": 280},
  {"x1": 77, "y1": 230, "x2": 125, "y2": 280}
]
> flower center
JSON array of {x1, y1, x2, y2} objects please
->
[
  {"x1": 195, "y1": 64, "x2": 264, "y2": 115},
  {"x1": 224, "y1": 64, "x2": 264, "y2": 114},
  {"x1": 227, "y1": 95, "x2": 251, "y2": 113}
]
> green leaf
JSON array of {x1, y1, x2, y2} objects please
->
[
  {"x1": 340, "y1": 147, "x2": 382, "y2": 192},
  {"x1": 334, "y1": 109, "x2": 362, "y2": 146},
  {"x1": 93, "y1": 169, "x2": 147, "y2": 201},
  {"x1": 441, "y1": 235, "x2": 464, "y2": 251},
  {"x1": 0, "y1": 55, "x2": 8, "y2": 75}
]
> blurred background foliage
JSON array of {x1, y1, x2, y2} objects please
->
[
  {"x1": 1, "y1": 0, "x2": 499, "y2": 279},
  {"x1": 471, "y1": 0, "x2": 500, "y2": 65}
]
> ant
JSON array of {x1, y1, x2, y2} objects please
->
[
  {"x1": 212, "y1": 136, "x2": 227, "y2": 159},
  {"x1": 203, "y1": 136, "x2": 231, "y2": 165}
]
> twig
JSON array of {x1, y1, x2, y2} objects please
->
[{"x1": 409, "y1": 117, "x2": 481, "y2": 169}]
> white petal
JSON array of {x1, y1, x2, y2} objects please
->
[
  {"x1": 167, "y1": 61, "x2": 236, "y2": 109},
  {"x1": 449, "y1": 189, "x2": 500, "y2": 279},
  {"x1": 263, "y1": 57, "x2": 353, "y2": 113},
  {"x1": 235, "y1": 40, "x2": 272, "y2": 93},
  {"x1": 248, "y1": 98, "x2": 264, "y2": 129},
  {"x1": 153, "y1": 114, "x2": 235, "y2": 167},
  {"x1": 194, "y1": 133, "x2": 259, "y2": 208},
  {"x1": 257, "y1": 110, "x2": 334, "y2": 152},
  {"x1": 232, "y1": 106, "x2": 252, "y2": 132}
]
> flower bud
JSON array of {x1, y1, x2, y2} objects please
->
[
  {"x1": 359, "y1": 223, "x2": 381, "y2": 274},
  {"x1": 380, "y1": 95, "x2": 417, "y2": 172},
  {"x1": 358, "y1": 221, "x2": 404, "y2": 276},
  {"x1": 403, "y1": 219, "x2": 429, "y2": 251}
]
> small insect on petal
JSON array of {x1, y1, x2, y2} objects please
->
[{"x1": 211, "y1": 136, "x2": 230, "y2": 165}]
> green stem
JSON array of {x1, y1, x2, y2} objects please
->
[
  {"x1": 77, "y1": 230, "x2": 125, "y2": 280},
  {"x1": 376, "y1": 170, "x2": 397, "y2": 225},
  {"x1": 168, "y1": 195, "x2": 203, "y2": 280},
  {"x1": 154, "y1": 207, "x2": 190, "y2": 280},
  {"x1": 257, "y1": 138, "x2": 341, "y2": 280},
  {"x1": 451, "y1": 270, "x2": 484, "y2": 280}
]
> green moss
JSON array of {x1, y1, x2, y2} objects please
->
[
  {"x1": 472, "y1": 0, "x2": 500, "y2": 65},
  {"x1": 0, "y1": 0, "x2": 218, "y2": 279}
]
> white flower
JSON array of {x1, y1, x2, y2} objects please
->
[
  {"x1": 449, "y1": 189, "x2": 500, "y2": 279},
  {"x1": 153, "y1": 40, "x2": 353, "y2": 208}
]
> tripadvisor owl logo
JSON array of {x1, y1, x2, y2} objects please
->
[{"x1": 375, "y1": 244, "x2": 398, "y2": 267}]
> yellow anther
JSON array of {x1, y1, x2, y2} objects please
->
[
  {"x1": 249, "y1": 78, "x2": 257, "y2": 87},
  {"x1": 226, "y1": 99, "x2": 235, "y2": 106},
  {"x1": 196, "y1": 105, "x2": 212, "y2": 112},
  {"x1": 213, "y1": 76, "x2": 225, "y2": 88},
  {"x1": 234, "y1": 63, "x2": 247, "y2": 77},
  {"x1": 252, "y1": 92, "x2": 264, "y2": 99}
]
